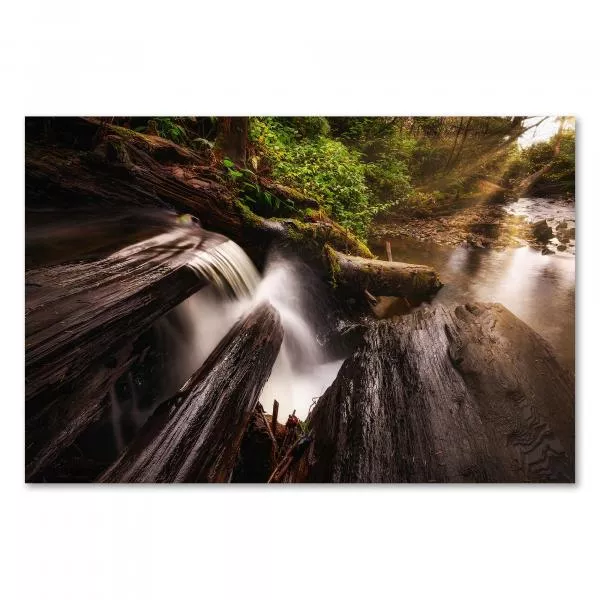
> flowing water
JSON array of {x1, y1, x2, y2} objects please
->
[
  {"x1": 168, "y1": 249, "x2": 343, "y2": 422},
  {"x1": 109, "y1": 234, "x2": 343, "y2": 452},
  {"x1": 372, "y1": 198, "x2": 576, "y2": 371}
]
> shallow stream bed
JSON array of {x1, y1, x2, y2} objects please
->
[{"x1": 372, "y1": 198, "x2": 575, "y2": 371}]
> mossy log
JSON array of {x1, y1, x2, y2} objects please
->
[
  {"x1": 25, "y1": 227, "x2": 220, "y2": 481},
  {"x1": 99, "y1": 302, "x2": 283, "y2": 483},
  {"x1": 325, "y1": 246, "x2": 443, "y2": 299},
  {"x1": 283, "y1": 302, "x2": 574, "y2": 483},
  {"x1": 27, "y1": 118, "x2": 444, "y2": 302}
]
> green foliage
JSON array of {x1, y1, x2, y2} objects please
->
[
  {"x1": 249, "y1": 118, "x2": 378, "y2": 240},
  {"x1": 154, "y1": 118, "x2": 188, "y2": 144},
  {"x1": 275, "y1": 117, "x2": 331, "y2": 139},
  {"x1": 504, "y1": 130, "x2": 575, "y2": 196},
  {"x1": 223, "y1": 158, "x2": 295, "y2": 217}
]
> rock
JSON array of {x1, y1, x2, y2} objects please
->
[
  {"x1": 557, "y1": 220, "x2": 568, "y2": 230},
  {"x1": 566, "y1": 227, "x2": 575, "y2": 240},
  {"x1": 557, "y1": 244, "x2": 567, "y2": 251},
  {"x1": 542, "y1": 247, "x2": 555, "y2": 255},
  {"x1": 532, "y1": 219, "x2": 553, "y2": 242}
]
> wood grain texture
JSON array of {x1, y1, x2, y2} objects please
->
[
  {"x1": 284, "y1": 302, "x2": 574, "y2": 483},
  {"x1": 99, "y1": 302, "x2": 283, "y2": 483},
  {"x1": 25, "y1": 228, "x2": 216, "y2": 480}
]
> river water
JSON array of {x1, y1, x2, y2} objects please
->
[{"x1": 373, "y1": 198, "x2": 575, "y2": 371}]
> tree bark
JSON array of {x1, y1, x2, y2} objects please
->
[
  {"x1": 99, "y1": 302, "x2": 283, "y2": 483},
  {"x1": 284, "y1": 302, "x2": 574, "y2": 483},
  {"x1": 215, "y1": 117, "x2": 249, "y2": 165},
  {"x1": 25, "y1": 228, "x2": 222, "y2": 480},
  {"x1": 326, "y1": 246, "x2": 443, "y2": 299}
]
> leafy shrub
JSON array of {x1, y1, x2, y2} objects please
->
[
  {"x1": 249, "y1": 118, "x2": 376, "y2": 240},
  {"x1": 223, "y1": 158, "x2": 295, "y2": 217},
  {"x1": 154, "y1": 118, "x2": 188, "y2": 144}
]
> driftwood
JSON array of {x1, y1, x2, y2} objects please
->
[
  {"x1": 284, "y1": 302, "x2": 574, "y2": 483},
  {"x1": 99, "y1": 302, "x2": 283, "y2": 483},
  {"x1": 326, "y1": 246, "x2": 443, "y2": 299},
  {"x1": 25, "y1": 228, "x2": 220, "y2": 480}
]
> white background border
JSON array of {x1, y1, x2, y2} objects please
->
[{"x1": 2, "y1": 2, "x2": 598, "y2": 598}]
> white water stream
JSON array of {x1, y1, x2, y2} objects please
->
[{"x1": 174, "y1": 245, "x2": 343, "y2": 422}]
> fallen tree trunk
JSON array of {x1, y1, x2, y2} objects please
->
[
  {"x1": 26, "y1": 118, "x2": 441, "y2": 300},
  {"x1": 326, "y1": 246, "x2": 443, "y2": 299},
  {"x1": 99, "y1": 302, "x2": 283, "y2": 483},
  {"x1": 283, "y1": 302, "x2": 574, "y2": 483},
  {"x1": 25, "y1": 117, "x2": 372, "y2": 264},
  {"x1": 25, "y1": 228, "x2": 221, "y2": 480}
]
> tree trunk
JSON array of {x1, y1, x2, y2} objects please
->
[
  {"x1": 451, "y1": 116, "x2": 472, "y2": 168},
  {"x1": 215, "y1": 117, "x2": 249, "y2": 165},
  {"x1": 26, "y1": 118, "x2": 373, "y2": 270},
  {"x1": 27, "y1": 118, "x2": 440, "y2": 303},
  {"x1": 515, "y1": 117, "x2": 567, "y2": 197},
  {"x1": 283, "y1": 302, "x2": 574, "y2": 483},
  {"x1": 99, "y1": 302, "x2": 283, "y2": 483},
  {"x1": 25, "y1": 228, "x2": 224, "y2": 480},
  {"x1": 445, "y1": 116, "x2": 463, "y2": 170}
]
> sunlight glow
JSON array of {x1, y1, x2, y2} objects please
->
[{"x1": 518, "y1": 116, "x2": 574, "y2": 148}]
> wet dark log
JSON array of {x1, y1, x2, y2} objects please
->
[
  {"x1": 25, "y1": 228, "x2": 219, "y2": 480},
  {"x1": 326, "y1": 246, "x2": 443, "y2": 300},
  {"x1": 284, "y1": 303, "x2": 574, "y2": 483},
  {"x1": 231, "y1": 407, "x2": 278, "y2": 483},
  {"x1": 99, "y1": 302, "x2": 283, "y2": 483}
]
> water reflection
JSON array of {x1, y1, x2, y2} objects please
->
[{"x1": 376, "y1": 238, "x2": 575, "y2": 371}]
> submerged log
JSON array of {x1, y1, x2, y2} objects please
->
[
  {"x1": 284, "y1": 302, "x2": 574, "y2": 483},
  {"x1": 326, "y1": 246, "x2": 443, "y2": 299},
  {"x1": 25, "y1": 228, "x2": 220, "y2": 480},
  {"x1": 99, "y1": 302, "x2": 283, "y2": 483}
]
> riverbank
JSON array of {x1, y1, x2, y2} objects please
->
[{"x1": 371, "y1": 197, "x2": 575, "y2": 254}]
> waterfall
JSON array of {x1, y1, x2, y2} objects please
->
[
  {"x1": 171, "y1": 247, "x2": 344, "y2": 421},
  {"x1": 110, "y1": 223, "x2": 343, "y2": 452},
  {"x1": 187, "y1": 239, "x2": 261, "y2": 297}
]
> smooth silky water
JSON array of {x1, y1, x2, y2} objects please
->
[{"x1": 372, "y1": 198, "x2": 575, "y2": 371}]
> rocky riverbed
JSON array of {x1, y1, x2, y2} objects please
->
[{"x1": 371, "y1": 197, "x2": 575, "y2": 254}]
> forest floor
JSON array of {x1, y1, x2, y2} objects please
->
[{"x1": 371, "y1": 200, "x2": 537, "y2": 250}]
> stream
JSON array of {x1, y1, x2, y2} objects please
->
[{"x1": 372, "y1": 198, "x2": 575, "y2": 371}]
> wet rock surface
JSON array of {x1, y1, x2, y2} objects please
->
[
  {"x1": 371, "y1": 197, "x2": 575, "y2": 256},
  {"x1": 532, "y1": 219, "x2": 553, "y2": 242}
]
